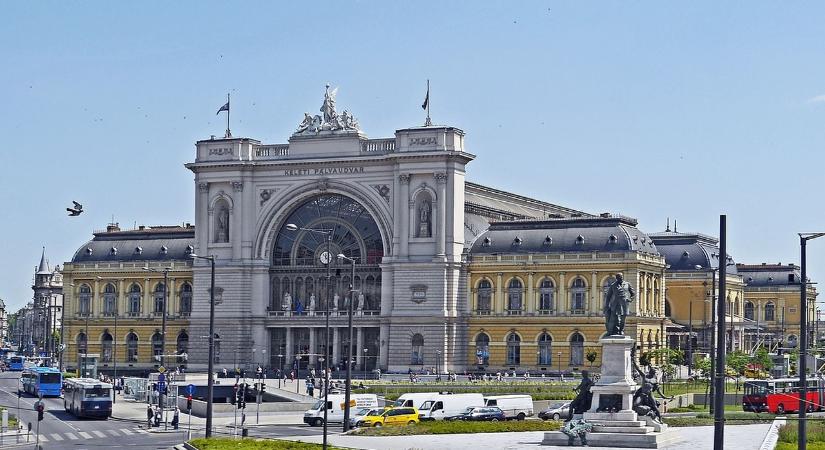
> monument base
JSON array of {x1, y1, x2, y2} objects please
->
[{"x1": 541, "y1": 429, "x2": 680, "y2": 448}]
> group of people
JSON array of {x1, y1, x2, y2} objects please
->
[{"x1": 146, "y1": 404, "x2": 180, "y2": 429}]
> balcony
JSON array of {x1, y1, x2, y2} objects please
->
[
  {"x1": 537, "y1": 309, "x2": 554, "y2": 315},
  {"x1": 267, "y1": 309, "x2": 381, "y2": 318},
  {"x1": 474, "y1": 309, "x2": 492, "y2": 316},
  {"x1": 127, "y1": 312, "x2": 141, "y2": 318},
  {"x1": 506, "y1": 310, "x2": 524, "y2": 316}
]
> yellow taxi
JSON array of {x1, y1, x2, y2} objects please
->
[{"x1": 358, "y1": 407, "x2": 420, "y2": 427}]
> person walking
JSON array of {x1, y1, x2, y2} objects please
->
[{"x1": 147, "y1": 404, "x2": 154, "y2": 428}]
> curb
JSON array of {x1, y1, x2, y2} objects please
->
[{"x1": 759, "y1": 416, "x2": 786, "y2": 450}]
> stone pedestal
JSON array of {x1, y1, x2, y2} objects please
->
[{"x1": 542, "y1": 335, "x2": 678, "y2": 448}]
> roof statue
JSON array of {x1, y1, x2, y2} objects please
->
[{"x1": 294, "y1": 84, "x2": 361, "y2": 136}]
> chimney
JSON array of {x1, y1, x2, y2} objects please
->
[{"x1": 106, "y1": 222, "x2": 121, "y2": 233}]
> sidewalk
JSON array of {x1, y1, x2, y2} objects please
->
[{"x1": 112, "y1": 396, "x2": 306, "y2": 427}]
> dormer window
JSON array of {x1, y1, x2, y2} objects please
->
[
  {"x1": 747, "y1": 277, "x2": 754, "y2": 282},
  {"x1": 608, "y1": 235, "x2": 618, "y2": 244},
  {"x1": 135, "y1": 246, "x2": 143, "y2": 255},
  {"x1": 575, "y1": 235, "x2": 585, "y2": 245},
  {"x1": 513, "y1": 237, "x2": 522, "y2": 246},
  {"x1": 160, "y1": 246, "x2": 168, "y2": 255},
  {"x1": 482, "y1": 237, "x2": 492, "y2": 247},
  {"x1": 110, "y1": 247, "x2": 118, "y2": 256},
  {"x1": 85, "y1": 247, "x2": 93, "y2": 256},
  {"x1": 543, "y1": 235, "x2": 553, "y2": 246},
  {"x1": 186, "y1": 245, "x2": 194, "y2": 254},
  {"x1": 767, "y1": 277, "x2": 773, "y2": 283},
  {"x1": 682, "y1": 251, "x2": 690, "y2": 258}
]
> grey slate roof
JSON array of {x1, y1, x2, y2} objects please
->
[
  {"x1": 736, "y1": 264, "x2": 801, "y2": 286},
  {"x1": 36, "y1": 248, "x2": 51, "y2": 275},
  {"x1": 468, "y1": 215, "x2": 659, "y2": 255},
  {"x1": 71, "y1": 225, "x2": 195, "y2": 263},
  {"x1": 648, "y1": 231, "x2": 737, "y2": 273}
]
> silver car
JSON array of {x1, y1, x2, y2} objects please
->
[{"x1": 539, "y1": 401, "x2": 571, "y2": 421}]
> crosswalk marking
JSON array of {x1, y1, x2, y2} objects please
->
[
  {"x1": 78, "y1": 431, "x2": 93, "y2": 439},
  {"x1": 38, "y1": 435, "x2": 49, "y2": 442},
  {"x1": 121, "y1": 428, "x2": 134, "y2": 435},
  {"x1": 51, "y1": 433, "x2": 64, "y2": 441},
  {"x1": 66, "y1": 432, "x2": 79, "y2": 440},
  {"x1": 92, "y1": 430, "x2": 107, "y2": 438},
  {"x1": 107, "y1": 429, "x2": 120, "y2": 436}
]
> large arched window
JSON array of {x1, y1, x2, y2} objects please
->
[
  {"x1": 154, "y1": 283, "x2": 166, "y2": 314},
  {"x1": 177, "y1": 331, "x2": 189, "y2": 362},
  {"x1": 128, "y1": 284, "x2": 141, "y2": 315},
  {"x1": 76, "y1": 332, "x2": 87, "y2": 355},
  {"x1": 765, "y1": 302, "x2": 775, "y2": 322},
  {"x1": 126, "y1": 333, "x2": 138, "y2": 362},
  {"x1": 179, "y1": 283, "x2": 192, "y2": 315},
  {"x1": 411, "y1": 334, "x2": 424, "y2": 365},
  {"x1": 569, "y1": 333, "x2": 585, "y2": 366},
  {"x1": 538, "y1": 333, "x2": 553, "y2": 365},
  {"x1": 539, "y1": 278, "x2": 554, "y2": 313},
  {"x1": 506, "y1": 333, "x2": 521, "y2": 366},
  {"x1": 103, "y1": 283, "x2": 117, "y2": 316},
  {"x1": 151, "y1": 332, "x2": 163, "y2": 361},
  {"x1": 744, "y1": 301, "x2": 755, "y2": 321},
  {"x1": 475, "y1": 333, "x2": 490, "y2": 365},
  {"x1": 477, "y1": 280, "x2": 492, "y2": 314},
  {"x1": 507, "y1": 279, "x2": 523, "y2": 313},
  {"x1": 101, "y1": 332, "x2": 113, "y2": 363},
  {"x1": 571, "y1": 278, "x2": 586, "y2": 313},
  {"x1": 78, "y1": 284, "x2": 92, "y2": 316}
]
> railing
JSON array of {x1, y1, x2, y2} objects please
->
[
  {"x1": 506, "y1": 310, "x2": 524, "y2": 316},
  {"x1": 571, "y1": 309, "x2": 586, "y2": 315},
  {"x1": 474, "y1": 310, "x2": 492, "y2": 315},
  {"x1": 267, "y1": 309, "x2": 381, "y2": 318},
  {"x1": 254, "y1": 144, "x2": 290, "y2": 159},
  {"x1": 537, "y1": 309, "x2": 554, "y2": 315},
  {"x1": 127, "y1": 312, "x2": 141, "y2": 317},
  {"x1": 361, "y1": 138, "x2": 395, "y2": 153}
]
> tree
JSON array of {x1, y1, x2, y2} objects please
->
[
  {"x1": 644, "y1": 348, "x2": 684, "y2": 379},
  {"x1": 694, "y1": 356, "x2": 711, "y2": 380},
  {"x1": 726, "y1": 351, "x2": 751, "y2": 376},
  {"x1": 586, "y1": 349, "x2": 598, "y2": 368}
]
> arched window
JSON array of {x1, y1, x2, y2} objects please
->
[
  {"x1": 152, "y1": 332, "x2": 163, "y2": 361},
  {"x1": 539, "y1": 278, "x2": 554, "y2": 313},
  {"x1": 477, "y1": 280, "x2": 492, "y2": 314},
  {"x1": 128, "y1": 284, "x2": 141, "y2": 315},
  {"x1": 744, "y1": 302, "x2": 755, "y2": 320},
  {"x1": 126, "y1": 333, "x2": 138, "y2": 362},
  {"x1": 103, "y1": 283, "x2": 117, "y2": 316},
  {"x1": 77, "y1": 332, "x2": 87, "y2": 355},
  {"x1": 571, "y1": 278, "x2": 586, "y2": 313},
  {"x1": 475, "y1": 333, "x2": 490, "y2": 365},
  {"x1": 411, "y1": 334, "x2": 424, "y2": 365},
  {"x1": 180, "y1": 283, "x2": 192, "y2": 315},
  {"x1": 570, "y1": 333, "x2": 585, "y2": 365},
  {"x1": 213, "y1": 199, "x2": 230, "y2": 243},
  {"x1": 177, "y1": 331, "x2": 189, "y2": 362},
  {"x1": 78, "y1": 284, "x2": 91, "y2": 316},
  {"x1": 154, "y1": 283, "x2": 166, "y2": 314},
  {"x1": 538, "y1": 333, "x2": 553, "y2": 365},
  {"x1": 101, "y1": 332, "x2": 113, "y2": 363},
  {"x1": 765, "y1": 302, "x2": 775, "y2": 322},
  {"x1": 507, "y1": 279, "x2": 523, "y2": 313},
  {"x1": 506, "y1": 333, "x2": 521, "y2": 366}
]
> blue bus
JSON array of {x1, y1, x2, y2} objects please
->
[
  {"x1": 21, "y1": 367, "x2": 63, "y2": 397},
  {"x1": 8, "y1": 356, "x2": 25, "y2": 371}
]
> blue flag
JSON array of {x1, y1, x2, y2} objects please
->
[{"x1": 216, "y1": 101, "x2": 229, "y2": 115}]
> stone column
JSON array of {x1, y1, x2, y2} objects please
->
[
  {"x1": 309, "y1": 327, "x2": 317, "y2": 367},
  {"x1": 435, "y1": 172, "x2": 447, "y2": 257},
  {"x1": 495, "y1": 273, "x2": 504, "y2": 314},
  {"x1": 143, "y1": 278, "x2": 151, "y2": 317},
  {"x1": 169, "y1": 278, "x2": 177, "y2": 318},
  {"x1": 356, "y1": 327, "x2": 364, "y2": 367},
  {"x1": 332, "y1": 327, "x2": 340, "y2": 366},
  {"x1": 590, "y1": 272, "x2": 599, "y2": 314},
  {"x1": 118, "y1": 279, "x2": 125, "y2": 320},
  {"x1": 284, "y1": 328, "x2": 293, "y2": 369},
  {"x1": 558, "y1": 272, "x2": 567, "y2": 315},
  {"x1": 527, "y1": 272, "x2": 535, "y2": 314},
  {"x1": 197, "y1": 182, "x2": 209, "y2": 254},
  {"x1": 93, "y1": 279, "x2": 100, "y2": 317},
  {"x1": 379, "y1": 323, "x2": 389, "y2": 370},
  {"x1": 399, "y1": 174, "x2": 410, "y2": 257},
  {"x1": 231, "y1": 181, "x2": 243, "y2": 259}
]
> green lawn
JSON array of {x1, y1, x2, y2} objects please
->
[
  {"x1": 776, "y1": 421, "x2": 825, "y2": 449},
  {"x1": 189, "y1": 438, "x2": 344, "y2": 450},
  {"x1": 351, "y1": 419, "x2": 562, "y2": 436},
  {"x1": 664, "y1": 411, "x2": 775, "y2": 427}
]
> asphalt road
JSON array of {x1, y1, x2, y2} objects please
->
[{"x1": 0, "y1": 372, "x2": 187, "y2": 450}]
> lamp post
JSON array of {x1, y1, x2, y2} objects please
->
[
  {"x1": 337, "y1": 254, "x2": 357, "y2": 432},
  {"x1": 797, "y1": 232, "x2": 825, "y2": 450},
  {"x1": 557, "y1": 351, "x2": 562, "y2": 382},
  {"x1": 436, "y1": 350, "x2": 441, "y2": 382},
  {"x1": 142, "y1": 266, "x2": 171, "y2": 370},
  {"x1": 277, "y1": 354, "x2": 284, "y2": 389},
  {"x1": 285, "y1": 223, "x2": 332, "y2": 450},
  {"x1": 713, "y1": 215, "x2": 728, "y2": 450},
  {"x1": 363, "y1": 348, "x2": 368, "y2": 381},
  {"x1": 189, "y1": 253, "x2": 219, "y2": 438}
]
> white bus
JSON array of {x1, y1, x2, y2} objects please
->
[{"x1": 63, "y1": 378, "x2": 113, "y2": 419}]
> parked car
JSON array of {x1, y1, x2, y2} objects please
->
[
  {"x1": 350, "y1": 407, "x2": 390, "y2": 428},
  {"x1": 358, "y1": 407, "x2": 420, "y2": 427},
  {"x1": 539, "y1": 401, "x2": 571, "y2": 421},
  {"x1": 447, "y1": 406, "x2": 506, "y2": 421},
  {"x1": 484, "y1": 395, "x2": 534, "y2": 420},
  {"x1": 304, "y1": 394, "x2": 379, "y2": 426},
  {"x1": 418, "y1": 393, "x2": 485, "y2": 421}
]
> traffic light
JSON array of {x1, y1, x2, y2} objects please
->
[
  {"x1": 231, "y1": 384, "x2": 237, "y2": 405},
  {"x1": 186, "y1": 395, "x2": 192, "y2": 411},
  {"x1": 36, "y1": 403, "x2": 44, "y2": 421},
  {"x1": 239, "y1": 383, "x2": 247, "y2": 409},
  {"x1": 260, "y1": 382, "x2": 266, "y2": 393}
]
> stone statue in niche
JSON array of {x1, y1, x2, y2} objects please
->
[
  {"x1": 356, "y1": 292, "x2": 365, "y2": 313},
  {"x1": 282, "y1": 292, "x2": 292, "y2": 311},
  {"x1": 308, "y1": 294, "x2": 316, "y2": 312},
  {"x1": 332, "y1": 294, "x2": 340, "y2": 312},
  {"x1": 215, "y1": 203, "x2": 230, "y2": 243},
  {"x1": 418, "y1": 199, "x2": 432, "y2": 238}
]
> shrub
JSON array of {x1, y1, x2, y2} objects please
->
[
  {"x1": 190, "y1": 438, "x2": 343, "y2": 449},
  {"x1": 351, "y1": 419, "x2": 561, "y2": 436}
]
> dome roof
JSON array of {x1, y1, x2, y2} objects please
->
[
  {"x1": 469, "y1": 215, "x2": 659, "y2": 255},
  {"x1": 648, "y1": 231, "x2": 737, "y2": 273},
  {"x1": 71, "y1": 225, "x2": 195, "y2": 263}
]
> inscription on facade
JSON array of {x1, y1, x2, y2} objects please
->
[
  {"x1": 209, "y1": 147, "x2": 233, "y2": 156},
  {"x1": 283, "y1": 166, "x2": 365, "y2": 176},
  {"x1": 409, "y1": 137, "x2": 437, "y2": 146}
]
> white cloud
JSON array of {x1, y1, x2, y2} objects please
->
[{"x1": 806, "y1": 94, "x2": 825, "y2": 104}]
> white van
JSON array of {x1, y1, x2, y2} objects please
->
[
  {"x1": 393, "y1": 392, "x2": 439, "y2": 409},
  {"x1": 484, "y1": 395, "x2": 534, "y2": 420},
  {"x1": 303, "y1": 394, "x2": 378, "y2": 426},
  {"x1": 418, "y1": 393, "x2": 485, "y2": 421}
]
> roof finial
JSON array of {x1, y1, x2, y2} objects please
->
[
  {"x1": 666, "y1": 217, "x2": 671, "y2": 232},
  {"x1": 673, "y1": 219, "x2": 677, "y2": 233}
]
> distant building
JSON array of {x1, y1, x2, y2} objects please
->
[
  {"x1": 61, "y1": 223, "x2": 193, "y2": 376},
  {"x1": 0, "y1": 297, "x2": 7, "y2": 346},
  {"x1": 32, "y1": 248, "x2": 64, "y2": 359}
]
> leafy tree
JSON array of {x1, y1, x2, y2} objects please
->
[
  {"x1": 752, "y1": 348, "x2": 773, "y2": 372},
  {"x1": 726, "y1": 351, "x2": 751, "y2": 375},
  {"x1": 586, "y1": 349, "x2": 598, "y2": 368},
  {"x1": 694, "y1": 356, "x2": 712, "y2": 380},
  {"x1": 644, "y1": 348, "x2": 684, "y2": 379}
]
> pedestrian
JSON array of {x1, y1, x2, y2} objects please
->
[
  {"x1": 172, "y1": 407, "x2": 180, "y2": 429},
  {"x1": 147, "y1": 404, "x2": 154, "y2": 428},
  {"x1": 222, "y1": 368, "x2": 228, "y2": 378}
]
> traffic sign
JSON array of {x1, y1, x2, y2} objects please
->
[
  {"x1": 187, "y1": 384, "x2": 195, "y2": 395},
  {"x1": 158, "y1": 366, "x2": 166, "y2": 374},
  {"x1": 157, "y1": 381, "x2": 166, "y2": 392},
  {"x1": 157, "y1": 373, "x2": 166, "y2": 383}
]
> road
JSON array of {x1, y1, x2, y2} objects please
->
[{"x1": 0, "y1": 372, "x2": 187, "y2": 449}]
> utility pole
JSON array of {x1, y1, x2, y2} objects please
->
[{"x1": 713, "y1": 215, "x2": 727, "y2": 450}]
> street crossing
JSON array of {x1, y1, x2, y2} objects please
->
[{"x1": 28, "y1": 427, "x2": 151, "y2": 443}]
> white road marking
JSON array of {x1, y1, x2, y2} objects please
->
[
  {"x1": 107, "y1": 429, "x2": 120, "y2": 436},
  {"x1": 66, "y1": 432, "x2": 79, "y2": 440},
  {"x1": 78, "y1": 431, "x2": 93, "y2": 438},
  {"x1": 92, "y1": 430, "x2": 107, "y2": 438},
  {"x1": 51, "y1": 433, "x2": 64, "y2": 441},
  {"x1": 38, "y1": 435, "x2": 49, "y2": 442},
  {"x1": 121, "y1": 428, "x2": 134, "y2": 435}
]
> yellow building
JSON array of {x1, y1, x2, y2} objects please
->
[
  {"x1": 61, "y1": 223, "x2": 194, "y2": 376},
  {"x1": 736, "y1": 263, "x2": 818, "y2": 353},
  {"x1": 648, "y1": 230, "x2": 746, "y2": 356},
  {"x1": 465, "y1": 215, "x2": 668, "y2": 374}
]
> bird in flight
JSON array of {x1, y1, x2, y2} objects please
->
[{"x1": 67, "y1": 201, "x2": 83, "y2": 216}]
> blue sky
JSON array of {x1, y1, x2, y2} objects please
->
[{"x1": 2, "y1": 1, "x2": 825, "y2": 311}]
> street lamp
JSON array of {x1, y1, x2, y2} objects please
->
[
  {"x1": 189, "y1": 253, "x2": 219, "y2": 438},
  {"x1": 557, "y1": 351, "x2": 563, "y2": 382},
  {"x1": 142, "y1": 266, "x2": 171, "y2": 370},
  {"x1": 285, "y1": 223, "x2": 333, "y2": 450},
  {"x1": 337, "y1": 253, "x2": 357, "y2": 432},
  {"x1": 363, "y1": 348, "x2": 368, "y2": 382},
  {"x1": 436, "y1": 350, "x2": 442, "y2": 382},
  {"x1": 277, "y1": 354, "x2": 284, "y2": 389},
  {"x1": 797, "y1": 232, "x2": 825, "y2": 450}
]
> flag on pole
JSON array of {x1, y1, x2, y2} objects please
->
[
  {"x1": 217, "y1": 101, "x2": 229, "y2": 115},
  {"x1": 421, "y1": 86, "x2": 429, "y2": 110}
]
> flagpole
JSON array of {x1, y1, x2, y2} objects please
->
[
  {"x1": 226, "y1": 93, "x2": 231, "y2": 138},
  {"x1": 425, "y1": 80, "x2": 432, "y2": 127}
]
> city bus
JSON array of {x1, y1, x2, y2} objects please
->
[
  {"x1": 8, "y1": 356, "x2": 26, "y2": 371},
  {"x1": 21, "y1": 366, "x2": 63, "y2": 397},
  {"x1": 742, "y1": 377, "x2": 825, "y2": 414},
  {"x1": 63, "y1": 378, "x2": 113, "y2": 419}
]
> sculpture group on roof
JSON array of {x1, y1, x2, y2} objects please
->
[{"x1": 295, "y1": 84, "x2": 360, "y2": 135}]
